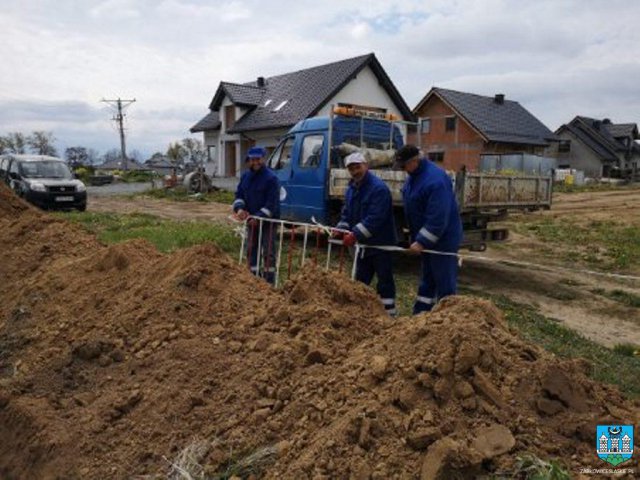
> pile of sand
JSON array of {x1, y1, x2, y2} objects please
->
[{"x1": 0, "y1": 184, "x2": 637, "y2": 479}]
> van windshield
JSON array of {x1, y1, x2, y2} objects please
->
[{"x1": 19, "y1": 161, "x2": 73, "y2": 179}]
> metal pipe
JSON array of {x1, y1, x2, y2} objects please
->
[
  {"x1": 256, "y1": 218, "x2": 264, "y2": 277},
  {"x1": 301, "y1": 225, "x2": 309, "y2": 266},
  {"x1": 275, "y1": 220, "x2": 284, "y2": 288},
  {"x1": 238, "y1": 222, "x2": 246, "y2": 265},
  {"x1": 351, "y1": 245, "x2": 360, "y2": 280}
]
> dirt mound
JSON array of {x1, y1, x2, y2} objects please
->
[
  {"x1": 0, "y1": 203, "x2": 638, "y2": 479},
  {"x1": 0, "y1": 183, "x2": 32, "y2": 218}
]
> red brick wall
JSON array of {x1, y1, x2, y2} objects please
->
[
  {"x1": 412, "y1": 96, "x2": 485, "y2": 171},
  {"x1": 409, "y1": 95, "x2": 549, "y2": 171}
]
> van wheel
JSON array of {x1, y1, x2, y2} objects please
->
[{"x1": 77, "y1": 204, "x2": 87, "y2": 212}]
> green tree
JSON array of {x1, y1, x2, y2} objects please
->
[{"x1": 166, "y1": 141, "x2": 187, "y2": 166}]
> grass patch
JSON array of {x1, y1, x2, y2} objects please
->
[
  {"x1": 613, "y1": 343, "x2": 640, "y2": 357},
  {"x1": 120, "y1": 170, "x2": 155, "y2": 183},
  {"x1": 132, "y1": 186, "x2": 235, "y2": 204},
  {"x1": 591, "y1": 288, "x2": 640, "y2": 308},
  {"x1": 492, "y1": 295, "x2": 640, "y2": 397},
  {"x1": 607, "y1": 289, "x2": 640, "y2": 308},
  {"x1": 60, "y1": 211, "x2": 241, "y2": 254},
  {"x1": 512, "y1": 217, "x2": 640, "y2": 271},
  {"x1": 493, "y1": 454, "x2": 570, "y2": 480}
]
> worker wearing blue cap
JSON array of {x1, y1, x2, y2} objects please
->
[{"x1": 233, "y1": 146, "x2": 280, "y2": 284}]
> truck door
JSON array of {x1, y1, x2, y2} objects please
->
[
  {"x1": 286, "y1": 133, "x2": 327, "y2": 223},
  {"x1": 267, "y1": 135, "x2": 295, "y2": 218}
]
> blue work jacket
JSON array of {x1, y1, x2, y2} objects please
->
[
  {"x1": 337, "y1": 171, "x2": 397, "y2": 250},
  {"x1": 402, "y1": 159, "x2": 462, "y2": 252},
  {"x1": 233, "y1": 166, "x2": 280, "y2": 219}
]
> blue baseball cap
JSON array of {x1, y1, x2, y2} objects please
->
[{"x1": 247, "y1": 146, "x2": 267, "y2": 158}]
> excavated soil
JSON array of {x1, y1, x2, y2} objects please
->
[{"x1": 0, "y1": 184, "x2": 638, "y2": 479}]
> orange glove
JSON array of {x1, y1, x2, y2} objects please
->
[{"x1": 343, "y1": 232, "x2": 357, "y2": 247}]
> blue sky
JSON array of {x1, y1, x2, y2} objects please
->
[{"x1": 1, "y1": 0, "x2": 639, "y2": 159}]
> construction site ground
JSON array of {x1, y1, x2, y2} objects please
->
[
  {"x1": 1, "y1": 184, "x2": 639, "y2": 479},
  {"x1": 88, "y1": 187, "x2": 640, "y2": 348}
]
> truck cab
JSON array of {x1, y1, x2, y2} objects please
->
[{"x1": 267, "y1": 114, "x2": 404, "y2": 224}]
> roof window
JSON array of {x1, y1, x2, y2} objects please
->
[{"x1": 274, "y1": 100, "x2": 288, "y2": 111}]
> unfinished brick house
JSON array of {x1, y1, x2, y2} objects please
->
[{"x1": 411, "y1": 87, "x2": 556, "y2": 171}]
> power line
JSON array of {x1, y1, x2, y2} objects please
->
[{"x1": 101, "y1": 97, "x2": 136, "y2": 170}]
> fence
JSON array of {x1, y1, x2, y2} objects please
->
[
  {"x1": 234, "y1": 216, "x2": 460, "y2": 288},
  {"x1": 235, "y1": 216, "x2": 355, "y2": 288},
  {"x1": 480, "y1": 153, "x2": 557, "y2": 176}
]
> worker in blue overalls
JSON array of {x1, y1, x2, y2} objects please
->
[
  {"x1": 395, "y1": 145, "x2": 463, "y2": 314},
  {"x1": 335, "y1": 152, "x2": 398, "y2": 315},
  {"x1": 232, "y1": 146, "x2": 280, "y2": 284}
]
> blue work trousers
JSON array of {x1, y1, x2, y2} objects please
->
[
  {"x1": 413, "y1": 252, "x2": 458, "y2": 314},
  {"x1": 356, "y1": 251, "x2": 396, "y2": 315}
]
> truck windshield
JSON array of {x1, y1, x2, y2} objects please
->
[{"x1": 19, "y1": 161, "x2": 73, "y2": 179}]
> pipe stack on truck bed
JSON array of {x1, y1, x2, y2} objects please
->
[{"x1": 267, "y1": 105, "x2": 552, "y2": 251}]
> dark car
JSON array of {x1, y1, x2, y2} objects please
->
[{"x1": 0, "y1": 154, "x2": 87, "y2": 211}]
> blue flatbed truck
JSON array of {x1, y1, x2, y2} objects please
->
[{"x1": 266, "y1": 111, "x2": 552, "y2": 251}]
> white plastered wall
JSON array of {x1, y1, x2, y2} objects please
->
[{"x1": 316, "y1": 66, "x2": 408, "y2": 139}]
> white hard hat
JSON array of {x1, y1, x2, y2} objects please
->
[{"x1": 345, "y1": 152, "x2": 367, "y2": 166}]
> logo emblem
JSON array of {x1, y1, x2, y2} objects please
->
[
  {"x1": 597, "y1": 425, "x2": 633, "y2": 466},
  {"x1": 60, "y1": 187, "x2": 65, "y2": 192}
]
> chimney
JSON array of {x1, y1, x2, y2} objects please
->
[
  {"x1": 494, "y1": 94, "x2": 505, "y2": 104},
  {"x1": 603, "y1": 118, "x2": 611, "y2": 124},
  {"x1": 257, "y1": 76, "x2": 266, "y2": 87},
  {"x1": 594, "y1": 120, "x2": 602, "y2": 130}
]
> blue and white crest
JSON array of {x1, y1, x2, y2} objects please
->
[{"x1": 596, "y1": 425, "x2": 634, "y2": 466}]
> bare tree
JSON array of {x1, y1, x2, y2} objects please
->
[
  {"x1": 101, "y1": 148, "x2": 121, "y2": 165},
  {"x1": 86, "y1": 148, "x2": 100, "y2": 165},
  {"x1": 3, "y1": 132, "x2": 27, "y2": 154},
  {"x1": 181, "y1": 137, "x2": 205, "y2": 164},
  {"x1": 128, "y1": 149, "x2": 143, "y2": 163},
  {"x1": 28, "y1": 131, "x2": 57, "y2": 156}
]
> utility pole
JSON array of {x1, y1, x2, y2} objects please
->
[{"x1": 101, "y1": 97, "x2": 136, "y2": 170}]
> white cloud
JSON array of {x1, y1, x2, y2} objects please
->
[
  {"x1": 89, "y1": 0, "x2": 142, "y2": 19},
  {"x1": 0, "y1": 0, "x2": 639, "y2": 157},
  {"x1": 350, "y1": 22, "x2": 370, "y2": 40}
]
